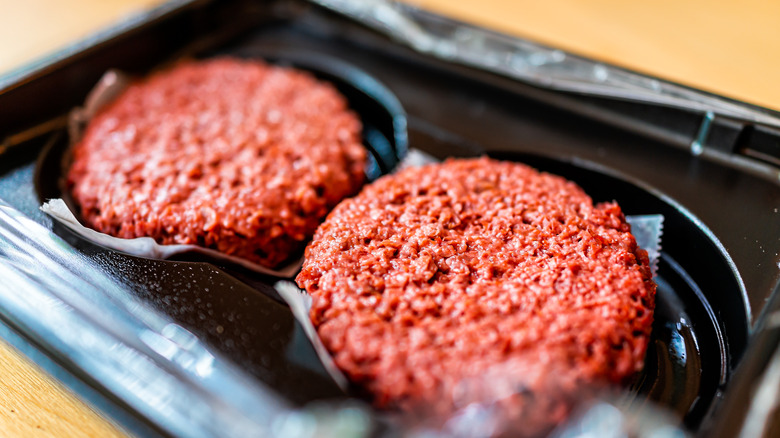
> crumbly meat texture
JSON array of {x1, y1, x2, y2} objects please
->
[
  {"x1": 297, "y1": 157, "x2": 655, "y2": 413},
  {"x1": 68, "y1": 58, "x2": 366, "y2": 268}
]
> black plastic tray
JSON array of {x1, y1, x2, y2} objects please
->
[{"x1": 1, "y1": 0, "x2": 779, "y2": 436}]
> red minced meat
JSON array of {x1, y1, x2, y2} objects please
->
[
  {"x1": 297, "y1": 157, "x2": 656, "y2": 420},
  {"x1": 68, "y1": 58, "x2": 366, "y2": 268}
]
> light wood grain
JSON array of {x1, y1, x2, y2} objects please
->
[
  {"x1": 0, "y1": 0, "x2": 162, "y2": 74},
  {"x1": 410, "y1": 0, "x2": 780, "y2": 111},
  {"x1": 0, "y1": 0, "x2": 778, "y2": 437},
  {"x1": 0, "y1": 338, "x2": 126, "y2": 437}
]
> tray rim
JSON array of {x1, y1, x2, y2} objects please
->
[{"x1": 0, "y1": 1, "x2": 777, "y2": 437}]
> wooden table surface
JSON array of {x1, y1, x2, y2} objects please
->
[{"x1": 0, "y1": 0, "x2": 778, "y2": 436}]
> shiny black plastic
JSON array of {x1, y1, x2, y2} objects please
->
[{"x1": 0, "y1": 0, "x2": 778, "y2": 436}]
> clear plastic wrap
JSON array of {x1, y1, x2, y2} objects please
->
[{"x1": 312, "y1": 0, "x2": 780, "y2": 129}]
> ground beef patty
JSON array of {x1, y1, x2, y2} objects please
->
[
  {"x1": 297, "y1": 157, "x2": 655, "y2": 416},
  {"x1": 68, "y1": 58, "x2": 366, "y2": 268}
]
